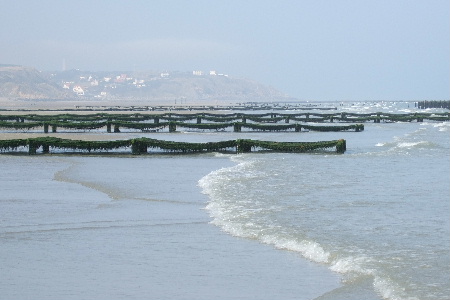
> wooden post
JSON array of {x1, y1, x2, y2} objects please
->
[
  {"x1": 336, "y1": 139, "x2": 346, "y2": 153},
  {"x1": 373, "y1": 113, "x2": 381, "y2": 123},
  {"x1": 197, "y1": 116, "x2": 202, "y2": 124},
  {"x1": 169, "y1": 122, "x2": 176, "y2": 132},
  {"x1": 233, "y1": 123, "x2": 242, "y2": 132},
  {"x1": 154, "y1": 117, "x2": 159, "y2": 124},
  {"x1": 107, "y1": 122, "x2": 111, "y2": 133},
  {"x1": 52, "y1": 125, "x2": 57, "y2": 133},
  {"x1": 131, "y1": 140, "x2": 147, "y2": 154},
  {"x1": 114, "y1": 124, "x2": 120, "y2": 132},
  {"x1": 236, "y1": 139, "x2": 251, "y2": 153},
  {"x1": 295, "y1": 124, "x2": 301, "y2": 132},
  {"x1": 42, "y1": 145, "x2": 49, "y2": 153},
  {"x1": 285, "y1": 117, "x2": 289, "y2": 123},
  {"x1": 28, "y1": 140, "x2": 37, "y2": 155},
  {"x1": 44, "y1": 123, "x2": 49, "y2": 133}
]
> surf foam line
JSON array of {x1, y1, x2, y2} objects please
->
[
  {"x1": 198, "y1": 155, "x2": 415, "y2": 300},
  {"x1": 199, "y1": 156, "x2": 332, "y2": 263}
]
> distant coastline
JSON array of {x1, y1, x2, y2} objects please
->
[{"x1": 0, "y1": 65, "x2": 294, "y2": 104}]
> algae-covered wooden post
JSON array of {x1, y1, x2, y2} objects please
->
[
  {"x1": 169, "y1": 122, "x2": 176, "y2": 132},
  {"x1": 44, "y1": 123, "x2": 49, "y2": 133},
  {"x1": 27, "y1": 139, "x2": 37, "y2": 155},
  {"x1": 375, "y1": 113, "x2": 381, "y2": 123},
  {"x1": 52, "y1": 125, "x2": 57, "y2": 133},
  {"x1": 233, "y1": 123, "x2": 242, "y2": 132},
  {"x1": 295, "y1": 124, "x2": 301, "y2": 132},
  {"x1": 336, "y1": 139, "x2": 346, "y2": 153},
  {"x1": 131, "y1": 139, "x2": 140, "y2": 154},
  {"x1": 242, "y1": 116, "x2": 246, "y2": 123},
  {"x1": 285, "y1": 117, "x2": 290, "y2": 123},
  {"x1": 236, "y1": 139, "x2": 251, "y2": 153},
  {"x1": 330, "y1": 116, "x2": 334, "y2": 123},
  {"x1": 114, "y1": 124, "x2": 120, "y2": 132},
  {"x1": 306, "y1": 113, "x2": 310, "y2": 121},
  {"x1": 106, "y1": 122, "x2": 111, "y2": 133},
  {"x1": 42, "y1": 144, "x2": 49, "y2": 153},
  {"x1": 197, "y1": 116, "x2": 202, "y2": 124},
  {"x1": 131, "y1": 139, "x2": 147, "y2": 154},
  {"x1": 154, "y1": 117, "x2": 159, "y2": 124}
]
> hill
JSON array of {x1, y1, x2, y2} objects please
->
[
  {"x1": 0, "y1": 65, "x2": 70, "y2": 100},
  {"x1": 0, "y1": 65, "x2": 294, "y2": 102}
]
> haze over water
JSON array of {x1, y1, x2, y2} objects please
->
[{"x1": 1, "y1": 1, "x2": 448, "y2": 101}]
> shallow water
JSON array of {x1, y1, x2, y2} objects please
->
[
  {"x1": 199, "y1": 113, "x2": 450, "y2": 299},
  {"x1": 0, "y1": 154, "x2": 341, "y2": 300},
  {"x1": 1, "y1": 101, "x2": 449, "y2": 300}
]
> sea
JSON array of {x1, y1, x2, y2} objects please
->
[{"x1": 0, "y1": 101, "x2": 449, "y2": 300}]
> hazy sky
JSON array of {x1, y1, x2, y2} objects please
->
[{"x1": 1, "y1": 0, "x2": 449, "y2": 101}]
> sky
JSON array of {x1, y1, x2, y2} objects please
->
[{"x1": 1, "y1": 0, "x2": 449, "y2": 101}]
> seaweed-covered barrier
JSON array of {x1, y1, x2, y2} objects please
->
[
  {"x1": 0, "y1": 119, "x2": 364, "y2": 133},
  {"x1": 2, "y1": 110, "x2": 447, "y2": 133},
  {"x1": 0, "y1": 111, "x2": 447, "y2": 128},
  {"x1": 0, "y1": 137, "x2": 347, "y2": 155}
]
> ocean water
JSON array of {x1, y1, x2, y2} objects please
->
[
  {"x1": 0, "y1": 154, "x2": 341, "y2": 300},
  {"x1": 1, "y1": 101, "x2": 449, "y2": 300},
  {"x1": 199, "y1": 102, "x2": 450, "y2": 300}
]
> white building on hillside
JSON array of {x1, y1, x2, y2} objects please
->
[{"x1": 73, "y1": 85, "x2": 84, "y2": 96}]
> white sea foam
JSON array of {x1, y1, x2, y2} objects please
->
[
  {"x1": 373, "y1": 276, "x2": 418, "y2": 300},
  {"x1": 261, "y1": 235, "x2": 330, "y2": 263},
  {"x1": 330, "y1": 256, "x2": 374, "y2": 276},
  {"x1": 200, "y1": 158, "x2": 333, "y2": 265},
  {"x1": 396, "y1": 141, "x2": 425, "y2": 148},
  {"x1": 433, "y1": 122, "x2": 450, "y2": 131},
  {"x1": 330, "y1": 256, "x2": 419, "y2": 300},
  {"x1": 395, "y1": 141, "x2": 434, "y2": 149}
]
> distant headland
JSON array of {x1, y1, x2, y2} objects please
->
[{"x1": 0, "y1": 64, "x2": 294, "y2": 105}]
